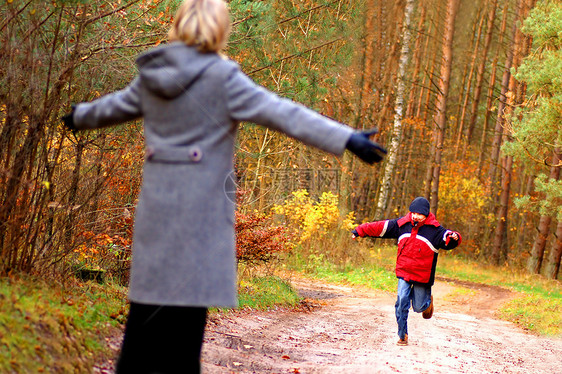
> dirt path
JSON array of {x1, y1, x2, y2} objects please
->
[{"x1": 201, "y1": 276, "x2": 562, "y2": 374}]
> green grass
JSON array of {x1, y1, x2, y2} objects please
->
[
  {"x1": 436, "y1": 251, "x2": 562, "y2": 336},
  {"x1": 280, "y1": 245, "x2": 396, "y2": 293},
  {"x1": 1, "y1": 272, "x2": 300, "y2": 373},
  {"x1": 237, "y1": 275, "x2": 301, "y2": 310},
  {"x1": 0, "y1": 274, "x2": 127, "y2": 373},
  {"x1": 437, "y1": 251, "x2": 562, "y2": 297},
  {"x1": 499, "y1": 295, "x2": 562, "y2": 336}
]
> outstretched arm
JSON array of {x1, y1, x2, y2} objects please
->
[
  {"x1": 225, "y1": 65, "x2": 386, "y2": 163},
  {"x1": 68, "y1": 77, "x2": 143, "y2": 131},
  {"x1": 353, "y1": 219, "x2": 399, "y2": 239}
]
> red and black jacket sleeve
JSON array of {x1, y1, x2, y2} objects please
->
[
  {"x1": 355, "y1": 218, "x2": 401, "y2": 240},
  {"x1": 440, "y1": 229, "x2": 462, "y2": 250}
]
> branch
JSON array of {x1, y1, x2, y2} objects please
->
[
  {"x1": 232, "y1": 15, "x2": 256, "y2": 27},
  {"x1": 22, "y1": 10, "x2": 57, "y2": 42},
  {"x1": 0, "y1": 1, "x2": 32, "y2": 32},
  {"x1": 278, "y1": 1, "x2": 340, "y2": 26},
  {"x1": 81, "y1": 41, "x2": 165, "y2": 59},
  {"x1": 231, "y1": 1, "x2": 340, "y2": 28},
  {"x1": 248, "y1": 37, "x2": 344, "y2": 76},
  {"x1": 83, "y1": 0, "x2": 143, "y2": 27},
  {"x1": 510, "y1": 134, "x2": 562, "y2": 167}
]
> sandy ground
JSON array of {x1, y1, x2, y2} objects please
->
[
  {"x1": 94, "y1": 275, "x2": 562, "y2": 374},
  {"x1": 200, "y1": 275, "x2": 562, "y2": 374}
]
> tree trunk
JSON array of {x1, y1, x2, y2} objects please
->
[
  {"x1": 491, "y1": 155, "x2": 513, "y2": 265},
  {"x1": 405, "y1": 5, "x2": 426, "y2": 119},
  {"x1": 477, "y1": 1, "x2": 508, "y2": 181},
  {"x1": 373, "y1": 2, "x2": 400, "y2": 131},
  {"x1": 340, "y1": 0, "x2": 378, "y2": 214},
  {"x1": 355, "y1": 0, "x2": 377, "y2": 128},
  {"x1": 374, "y1": 0, "x2": 415, "y2": 218},
  {"x1": 528, "y1": 216, "x2": 553, "y2": 273},
  {"x1": 488, "y1": 0, "x2": 522, "y2": 199},
  {"x1": 454, "y1": 7, "x2": 485, "y2": 159},
  {"x1": 491, "y1": 0, "x2": 536, "y2": 265},
  {"x1": 466, "y1": 0, "x2": 498, "y2": 147},
  {"x1": 338, "y1": 151, "x2": 354, "y2": 213},
  {"x1": 421, "y1": 6, "x2": 445, "y2": 200},
  {"x1": 516, "y1": 173, "x2": 535, "y2": 253},
  {"x1": 397, "y1": 127, "x2": 417, "y2": 212},
  {"x1": 415, "y1": 16, "x2": 435, "y2": 121},
  {"x1": 429, "y1": 0, "x2": 459, "y2": 215},
  {"x1": 546, "y1": 220, "x2": 562, "y2": 280},
  {"x1": 528, "y1": 151, "x2": 561, "y2": 273}
]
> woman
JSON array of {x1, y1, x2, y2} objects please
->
[{"x1": 63, "y1": 0, "x2": 386, "y2": 372}]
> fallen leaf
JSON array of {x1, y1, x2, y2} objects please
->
[{"x1": 282, "y1": 355, "x2": 290, "y2": 360}]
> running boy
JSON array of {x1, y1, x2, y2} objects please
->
[{"x1": 352, "y1": 197, "x2": 461, "y2": 346}]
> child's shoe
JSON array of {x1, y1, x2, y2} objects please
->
[
  {"x1": 422, "y1": 296, "x2": 434, "y2": 319},
  {"x1": 397, "y1": 334, "x2": 408, "y2": 346}
]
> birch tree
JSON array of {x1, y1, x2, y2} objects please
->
[{"x1": 374, "y1": 0, "x2": 415, "y2": 218}]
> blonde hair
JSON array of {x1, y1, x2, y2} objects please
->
[{"x1": 168, "y1": 0, "x2": 231, "y2": 52}]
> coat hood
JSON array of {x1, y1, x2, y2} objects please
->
[
  {"x1": 136, "y1": 42, "x2": 219, "y2": 99},
  {"x1": 397, "y1": 212, "x2": 440, "y2": 227}
]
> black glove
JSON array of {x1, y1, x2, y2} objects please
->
[
  {"x1": 61, "y1": 106, "x2": 77, "y2": 132},
  {"x1": 351, "y1": 229, "x2": 359, "y2": 237},
  {"x1": 345, "y1": 128, "x2": 387, "y2": 164}
]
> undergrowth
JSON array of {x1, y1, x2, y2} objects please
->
[
  {"x1": 237, "y1": 275, "x2": 301, "y2": 310},
  {"x1": 1, "y1": 271, "x2": 299, "y2": 372},
  {"x1": 437, "y1": 251, "x2": 562, "y2": 336},
  {"x1": 0, "y1": 274, "x2": 127, "y2": 374},
  {"x1": 282, "y1": 249, "x2": 396, "y2": 293}
]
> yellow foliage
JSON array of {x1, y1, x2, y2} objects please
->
[
  {"x1": 273, "y1": 189, "x2": 355, "y2": 244},
  {"x1": 438, "y1": 160, "x2": 491, "y2": 237},
  {"x1": 439, "y1": 173, "x2": 487, "y2": 212}
]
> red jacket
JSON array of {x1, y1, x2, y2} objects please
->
[{"x1": 356, "y1": 212, "x2": 461, "y2": 286}]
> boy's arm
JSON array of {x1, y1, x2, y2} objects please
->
[
  {"x1": 353, "y1": 219, "x2": 399, "y2": 239},
  {"x1": 440, "y1": 229, "x2": 462, "y2": 250}
]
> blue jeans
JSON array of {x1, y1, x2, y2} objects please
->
[{"x1": 395, "y1": 278, "x2": 432, "y2": 339}]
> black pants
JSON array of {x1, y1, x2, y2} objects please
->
[{"x1": 115, "y1": 302, "x2": 208, "y2": 374}]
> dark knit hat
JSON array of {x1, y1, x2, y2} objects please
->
[{"x1": 409, "y1": 197, "x2": 430, "y2": 216}]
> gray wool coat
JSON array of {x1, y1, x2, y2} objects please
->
[{"x1": 74, "y1": 42, "x2": 354, "y2": 307}]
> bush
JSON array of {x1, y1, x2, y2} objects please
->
[
  {"x1": 71, "y1": 209, "x2": 133, "y2": 285},
  {"x1": 235, "y1": 211, "x2": 294, "y2": 268},
  {"x1": 438, "y1": 160, "x2": 491, "y2": 256},
  {"x1": 272, "y1": 190, "x2": 358, "y2": 267}
]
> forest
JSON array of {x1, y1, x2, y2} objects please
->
[{"x1": 0, "y1": 0, "x2": 561, "y2": 283}]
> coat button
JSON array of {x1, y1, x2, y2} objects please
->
[
  {"x1": 189, "y1": 146, "x2": 203, "y2": 162},
  {"x1": 145, "y1": 146, "x2": 155, "y2": 161}
]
